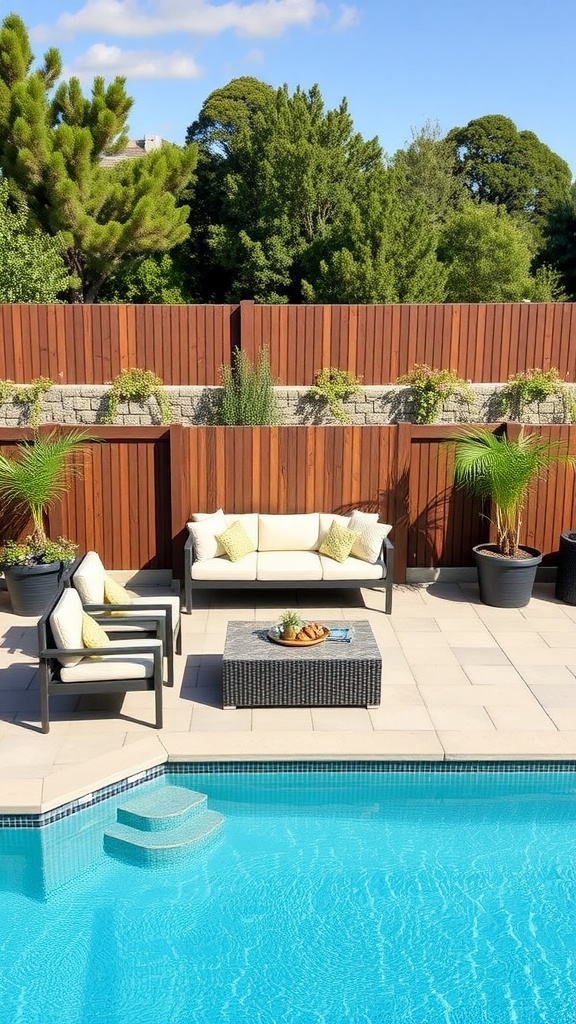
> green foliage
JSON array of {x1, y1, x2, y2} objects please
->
[
  {"x1": 397, "y1": 365, "x2": 473, "y2": 424},
  {"x1": 0, "y1": 377, "x2": 53, "y2": 426},
  {"x1": 450, "y1": 427, "x2": 575, "y2": 557},
  {"x1": 438, "y1": 202, "x2": 542, "y2": 302},
  {"x1": 278, "y1": 609, "x2": 303, "y2": 635},
  {"x1": 0, "y1": 430, "x2": 93, "y2": 550},
  {"x1": 100, "y1": 253, "x2": 190, "y2": 304},
  {"x1": 0, "y1": 535, "x2": 77, "y2": 566},
  {"x1": 447, "y1": 114, "x2": 572, "y2": 239},
  {"x1": 0, "y1": 13, "x2": 197, "y2": 302},
  {"x1": 307, "y1": 368, "x2": 362, "y2": 424},
  {"x1": 392, "y1": 120, "x2": 466, "y2": 226},
  {"x1": 0, "y1": 180, "x2": 70, "y2": 301},
  {"x1": 219, "y1": 347, "x2": 280, "y2": 426},
  {"x1": 102, "y1": 369, "x2": 172, "y2": 425},
  {"x1": 499, "y1": 368, "x2": 576, "y2": 423}
]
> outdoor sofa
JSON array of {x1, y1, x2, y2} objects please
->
[{"x1": 184, "y1": 510, "x2": 394, "y2": 615}]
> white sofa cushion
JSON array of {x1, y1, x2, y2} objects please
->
[
  {"x1": 60, "y1": 640, "x2": 160, "y2": 682},
  {"x1": 320, "y1": 555, "x2": 386, "y2": 581},
  {"x1": 258, "y1": 513, "x2": 319, "y2": 552},
  {"x1": 257, "y1": 550, "x2": 323, "y2": 581},
  {"x1": 192, "y1": 552, "x2": 258, "y2": 581},
  {"x1": 188, "y1": 510, "x2": 227, "y2": 560},
  {"x1": 189, "y1": 509, "x2": 223, "y2": 523},
  {"x1": 223, "y1": 513, "x2": 259, "y2": 550}
]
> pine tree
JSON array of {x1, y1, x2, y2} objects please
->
[{"x1": 0, "y1": 13, "x2": 197, "y2": 302}]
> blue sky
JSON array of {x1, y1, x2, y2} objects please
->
[{"x1": 12, "y1": 0, "x2": 576, "y2": 176}]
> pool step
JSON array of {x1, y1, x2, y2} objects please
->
[{"x1": 104, "y1": 785, "x2": 224, "y2": 865}]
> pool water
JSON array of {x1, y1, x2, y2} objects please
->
[{"x1": 1, "y1": 765, "x2": 576, "y2": 1024}]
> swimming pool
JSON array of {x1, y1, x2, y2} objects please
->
[{"x1": 1, "y1": 761, "x2": 575, "y2": 1024}]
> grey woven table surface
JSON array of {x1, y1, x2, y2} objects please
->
[{"x1": 222, "y1": 620, "x2": 380, "y2": 661}]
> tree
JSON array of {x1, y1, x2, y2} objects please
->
[
  {"x1": 0, "y1": 13, "x2": 197, "y2": 302},
  {"x1": 438, "y1": 201, "x2": 548, "y2": 302},
  {"x1": 0, "y1": 179, "x2": 70, "y2": 301},
  {"x1": 446, "y1": 115, "x2": 572, "y2": 239},
  {"x1": 539, "y1": 183, "x2": 576, "y2": 299},
  {"x1": 392, "y1": 120, "x2": 466, "y2": 226},
  {"x1": 186, "y1": 76, "x2": 275, "y2": 157},
  {"x1": 99, "y1": 253, "x2": 191, "y2": 304}
]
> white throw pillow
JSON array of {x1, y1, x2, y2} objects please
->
[
  {"x1": 188, "y1": 510, "x2": 227, "y2": 560},
  {"x1": 348, "y1": 517, "x2": 392, "y2": 563},
  {"x1": 187, "y1": 509, "x2": 224, "y2": 531}
]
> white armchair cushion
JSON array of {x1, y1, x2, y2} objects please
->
[
  {"x1": 258, "y1": 513, "x2": 319, "y2": 552},
  {"x1": 72, "y1": 550, "x2": 107, "y2": 605},
  {"x1": 186, "y1": 509, "x2": 224, "y2": 530},
  {"x1": 188, "y1": 510, "x2": 227, "y2": 560},
  {"x1": 49, "y1": 589, "x2": 84, "y2": 667},
  {"x1": 60, "y1": 640, "x2": 161, "y2": 682},
  {"x1": 257, "y1": 551, "x2": 323, "y2": 581}
]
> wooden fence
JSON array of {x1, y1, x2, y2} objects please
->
[
  {"x1": 1, "y1": 301, "x2": 576, "y2": 386},
  {"x1": 3, "y1": 424, "x2": 576, "y2": 584}
]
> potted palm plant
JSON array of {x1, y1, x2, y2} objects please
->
[
  {"x1": 0, "y1": 431, "x2": 92, "y2": 616},
  {"x1": 451, "y1": 427, "x2": 575, "y2": 607}
]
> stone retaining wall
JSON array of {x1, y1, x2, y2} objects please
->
[{"x1": 0, "y1": 383, "x2": 574, "y2": 427}]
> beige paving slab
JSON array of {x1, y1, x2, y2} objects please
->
[
  {"x1": 418, "y1": 684, "x2": 540, "y2": 707},
  {"x1": 463, "y1": 666, "x2": 526, "y2": 686},
  {"x1": 395, "y1": 632, "x2": 453, "y2": 649},
  {"x1": 0, "y1": 777, "x2": 44, "y2": 812},
  {"x1": 410, "y1": 664, "x2": 472, "y2": 686},
  {"x1": 426, "y1": 705, "x2": 495, "y2": 731},
  {"x1": 490, "y1": 633, "x2": 548, "y2": 649},
  {"x1": 252, "y1": 708, "x2": 314, "y2": 731},
  {"x1": 505, "y1": 647, "x2": 576, "y2": 666},
  {"x1": 452, "y1": 648, "x2": 512, "y2": 666},
  {"x1": 160, "y1": 730, "x2": 445, "y2": 760},
  {"x1": 40, "y1": 735, "x2": 167, "y2": 813},
  {"x1": 544, "y1": 707, "x2": 576, "y2": 730},
  {"x1": 368, "y1": 706, "x2": 435, "y2": 730},
  {"x1": 539, "y1": 632, "x2": 576, "y2": 648},
  {"x1": 311, "y1": 708, "x2": 374, "y2": 731},
  {"x1": 515, "y1": 665, "x2": 576, "y2": 686},
  {"x1": 527, "y1": 684, "x2": 576, "y2": 707},
  {"x1": 377, "y1": 684, "x2": 425, "y2": 707},
  {"x1": 439, "y1": 730, "x2": 576, "y2": 759},
  {"x1": 390, "y1": 618, "x2": 440, "y2": 633},
  {"x1": 440, "y1": 632, "x2": 500, "y2": 648},
  {"x1": 485, "y1": 704, "x2": 557, "y2": 731},
  {"x1": 401, "y1": 647, "x2": 461, "y2": 667}
]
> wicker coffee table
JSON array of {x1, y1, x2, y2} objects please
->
[{"x1": 222, "y1": 620, "x2": 381, "y2": 709}]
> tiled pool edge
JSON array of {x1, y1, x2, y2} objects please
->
[
  {"x1": 3, "y1": 733, "x2": 573, "y2": 819},
  {"x1": 4, "y1": 757, "x2": 576, "y2": 828}
]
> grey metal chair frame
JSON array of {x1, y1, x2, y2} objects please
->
[{"x1": 37, "y1": 597, "x2": 164, "y2": 734}]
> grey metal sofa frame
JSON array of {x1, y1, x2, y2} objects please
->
[
  {"x1": 184, "y1": 533, "x2": 394, "y2": 616},
  {"x1": 37, "y1": 595, "x2": 164, "y2": 733}
]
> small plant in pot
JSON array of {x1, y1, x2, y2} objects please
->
[
  {"x1": 0, "y1": 431, "x2": 92, "y2": 616},
  {"x1": 278, "y1": 610, "x2": 303, "y2": 640},
  {"x1": 450, "y1": 427, "x2": 576, "y2": 607}
]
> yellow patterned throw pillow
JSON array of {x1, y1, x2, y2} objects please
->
[
  {"x1": 319, "y1": 520, "x2": 360, "y2": 562},
  {"x1": 103, "y1": 576, "x2": 136, "y2": 606},
  {"x1": 81, "y1": 612, "x2": 111, "y2": 653},
  {"x1": 216, "y1": 519, "x2": 256, "y2": 562}
]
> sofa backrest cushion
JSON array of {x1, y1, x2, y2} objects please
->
[
  {"x1": 188, "y1": 510, "x2": 227, "y2": 560},
  {"x1": 224, "y1": 513, "x2": 259, "y2": 550},
  {"x1": 258, "y1": 513, "x2": 320, "y2": 552},
  {"x1": 50, "y1": 588, "x2": 84, "y2": 667}
]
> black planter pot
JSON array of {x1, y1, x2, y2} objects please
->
[
  {"x1": 473, "y1": 543, "x2": 542, "y2": 608},
  {"x1": 3, "y1": 561, "x2": 69, "y2": 616},
  {"x1": 555, "y1": 531, "x2": 576, "y2": 604}
]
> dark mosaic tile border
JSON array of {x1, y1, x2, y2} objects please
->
[{"x1": 3, "y1": 759, "x2": 576, "y2": 828}]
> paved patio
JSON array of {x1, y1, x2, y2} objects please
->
[{"x1": 1, "y1": 581, "x2": 576, "y2": 814}]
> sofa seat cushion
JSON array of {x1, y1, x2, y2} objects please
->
[
  {"x1": 258, "y1": 513, "x2": 319, "y2": 552},
  {"x1": 192, "y1": 552, "x2": 258, "y2": 581},
  {"x1": 320, "y1": 555, "x2": 386, "y2": 581},
  {"x1": 130, "y1": 595, "x2": 181, "y2": 637},
  {"x1": 257, "y1": 550, "x2": 323, "y2": 581}
]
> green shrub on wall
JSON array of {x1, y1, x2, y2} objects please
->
[
  {"x1": 499, "y1": 368, "x2": 576, "y2": 423},
  {"x1": 0, "y1": 377, "x2": 53, "y2": 426},
  {"x1": 396, "y1": 365, "x2": 474, "y2": 424},
  {"x1": 102, "y1": 368, "x2": 172, "y2": 425},
  {"x1": 307, "y1": 368, "x2": 362, "y2": 424},
  {"x1": 219, "y1": 347, "x2": 280, "y2": 426}
]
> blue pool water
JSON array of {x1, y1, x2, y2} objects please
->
[{"x1": 1, "y1": 764, "x2": 576, "y2": 1024}]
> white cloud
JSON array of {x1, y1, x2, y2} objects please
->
[
  {"x1": 50, "y1": 0, "x2": 328, "y2": 40},
  {"x1": 63, "y1": 43, "x2": 203, "y2": 79},
  {"x1": 333, "y1": 4, "x2": 359, "y2": 31}
]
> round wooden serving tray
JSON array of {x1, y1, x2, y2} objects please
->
[{"x1": 268, "y1": 626, "x2": 329, "y2": 648}]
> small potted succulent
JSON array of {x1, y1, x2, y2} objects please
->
[
  {"x1": 278, "y1": 609, "x2": 303, "y2": 640},
  {"x1": 0, "y1": 430, "x2": 92, "y2": 615}
]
